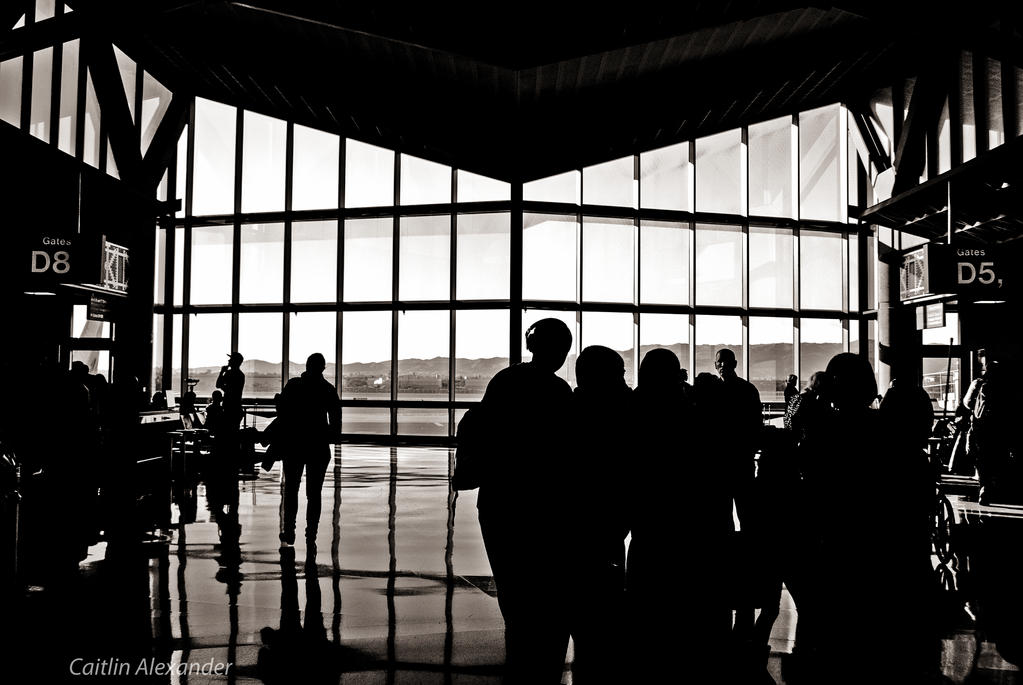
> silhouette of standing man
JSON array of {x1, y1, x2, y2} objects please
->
[
  {"x1": 713, "y1": 349, "x2": 762, "y2": 523},
  {"x1": 476, "y1": 318, "x2": 574, "y2": 684},
  {"x1": 278, "y1": 353, "x2": 341, "y2": 549},
  {"x1": 210, "y1": 352, "x2": 245, "y2": 520},
  {"x1": 714, "y1": 348, "x2": 762, "y2": 651}
]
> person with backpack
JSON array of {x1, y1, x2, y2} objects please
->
[{"x1": 470, "y1": 318, "x2": 574, "y2": 684}]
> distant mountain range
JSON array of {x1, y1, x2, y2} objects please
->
[{"x1": 173, "y1": 342, "x2": 845, "y2": 382}]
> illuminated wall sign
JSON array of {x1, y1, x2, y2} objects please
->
[
  {"x1": 101, "y1": 237, "x2": 129, "y2": 294},
  {"x1": 899, "y1": 245, "x2": 933, "y2": 301}
]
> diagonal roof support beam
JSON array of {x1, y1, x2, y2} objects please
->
[
  {"x1": 892, "y1": 62, "x2": 950, "y2": 196},
  {"x1": 82, "y1": 35, "x2": 143, "y2": 184},
  {"x1": 848, "y1": 101, "x2": 892, "y2": 175},
  {"x1": 141, "y1": 93, "x2": 190, "y2": 189}
]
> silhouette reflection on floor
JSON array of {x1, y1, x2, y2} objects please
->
[{"x1": 6, "y1": 444, "x2": 1022, "y2": 684}]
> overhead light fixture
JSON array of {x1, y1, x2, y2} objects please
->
[
  {"x1": 974, "y1": 300, "x2": 1006, "y2": 304},
  {"x1": 23, "y1": 291, "x2": 56, "y2": 296}
]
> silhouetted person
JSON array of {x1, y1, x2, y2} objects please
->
[
  {"x1": 216, "y1": 352, "x2": 246, "y2": 433},
  {"x1": 259, "y1": 549, "x2": 360, "y2": 683},
  {"x1": 209, "y1": 354, "x2": 245, "y2": 521},
  {"x1": 150, "y1": 390, "x2": 168, "y2": 410},
  {"x1": 102, "y1": 373, "x2": 146, "y2": 548},
  {"x1": 748, "y1": 372, "x2": 832, "y2": 682},
  {"x1": 786, "y1": 371, "x2": 830, "y2": 440},
  {"x1": 880, "y1": 378, "x2": 936, "y2": 453},
  {"x1": 629, "y1": 349, "x2": 731, "y2": 683},
  {"x1": 476, "y1": 318, "x2": 574, "y2": 684},
  {"x1": 180, "y1": 389, "x2": 203, "y2": 429},
  {"x1": 962, "y1": 350, "x2": 1021, "y2": 503},
  {"x1": 680, "y1": 366, "x2": 693, "y2": 400},
  {"x1": 784, "y1": 374, "x2": 799, "y2": 406},
  {"x1": 711, "y1": 349, "x2": 762, "y2": 652},
  {"x1": 567, "y1": 345, "x2": 631, "y2": 683},
  {"x1": 713, "y1": 349, "x2": 763, "y2": 523},
  {"x1": 795, "y1": 353, "x2": 938, "y2": 683},
  {"x1": 693, "y1": 371, "x2": 720, "y2": 396},
  {"x1": 277, "y1": 353, "x2": 341, "y2": 548},
  {"x1": 205, "y1": 390, "x2": 224, "y2": 437}
]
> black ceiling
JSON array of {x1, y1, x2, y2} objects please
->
[{"x1": 35, "y1": 2, "x2": 1023, "y2": 181}]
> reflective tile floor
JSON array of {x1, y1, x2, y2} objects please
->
[{"x1": 8, "y1": 445, "x2": 1022, "y2": 684}]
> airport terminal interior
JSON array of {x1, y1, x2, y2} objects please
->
[{"x1": 3, "y1": 1, "x2": 1023, "y2": 683}]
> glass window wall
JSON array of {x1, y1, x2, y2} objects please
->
[
  {"x1": 640, "y1": 221, "x2": 689, "y2": 305},
  {"x1": 749, "y1": 317, "x2": 794, "y2": 401},
  {"x1": 523, "y1": 214, "x2": 579, "y2": 302},
  {"x1": 457, "y1": 213, "x2": 510, "y2": 300},
  {"x1": 0, "y1": 57, "x2": 23, "y2": 127},
  {"x1": 344, "y1": 218, "x2": 392, "y2": 302},
  {"x1": 242, "y1": 111, "x2": 286, "y2": 213},
  {"x1": 640, "y1": 143, "x2": 691, "y2": 212},
  {"x1": 292, "y1": 220, "x2": 338, "y2": 303},
  {"x1": 749, "y1": 116, "x2": 794, "y2": 217},
  {"x1": 399, "y1": 216, "x2": 450, "y2": 301},
  {"x1": 193, "y1": 98, "x2": 236, "y2": 215},
  {"x1": 800, "y1": 318, "x2": 844, "y2": 385},
  {"x1": 799, "y1": 104, "x2": 844, "y2": 222},
  {"x1": 749, "y1": 226, "x2": 793, "y2": 308},
  {"x1": 696, "y1": 129, "x2": 743, "y2": 215},
  {"x1": 696, "y1": 224, "x2": 743, "y2": 307},
  {"x1": 57, "y1": 40, "x2": 78, "y2": 155},
  {"x1": 239, "y1": 223, "x2": 284, "y2": 304},
  {"x1": 30, "y1": 47, "x2": 52, "y2": 142},
  {"x1": 800, "y1": 230, "x2": 844, "y2": 311},
  {"x1": 582, "y1": 217, "x2": 634, "y2": 304},
  {"x1": 155, "y1": 99, "x2": 866, "y2": 438},
  {"x1": 293, "y1": 124, "x2": 339, "y2": 210}
]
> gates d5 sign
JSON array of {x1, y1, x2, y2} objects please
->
[
  {"x1": 952, "y1": 247, "x2": 1003, "y2": 289},
  {"x1": 900, "y1": 244, "x2": 1006, "y2": 301}
]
